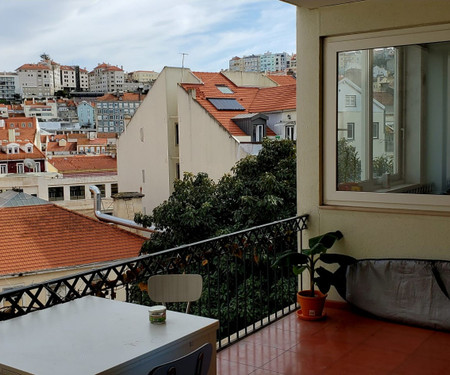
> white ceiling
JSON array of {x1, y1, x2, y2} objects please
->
[{"x1": 281, "y1": 0, "x2": 365, "y2": 9}]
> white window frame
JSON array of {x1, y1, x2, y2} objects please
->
[
  {"x1": 347, "y1": 122, "x2": 355, "y2": 140},
  {"x1": 285, "y1": 125, "x2": 295, "y2": 140},
  {"x1": 254, "y1": 124, "x2": 264, "y2": 142},
  {"x1": 0, "y1": 164, "x2": 7, "y2": 174},
  {"x1": 16, "y1": 163, "x2": 24, "y2": 174},
  {"x1": 323, "y1": 23, "x2": 450, "y2": 212}
]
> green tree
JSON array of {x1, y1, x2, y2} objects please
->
[
  {"x1": 337, "y1": 137, "x2": 361, "y2": 183},
  {"x1": 136, "y1": 138, "x2": 296, "y2": 253}
]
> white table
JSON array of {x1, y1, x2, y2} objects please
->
[{"x1": 0, "y1": 296, "x2": 219, "y2": 375}]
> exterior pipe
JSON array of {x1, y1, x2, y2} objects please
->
[{"x1": 89, "y1": 185, "x2": 159, "y2": 233}]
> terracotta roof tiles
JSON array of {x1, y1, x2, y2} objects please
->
[
  {"x1": 181, "y1": 72, "x2": 296, "y2": 137},
  {"x1": 267, "y1": 75, "x2": 296, "y2": 86},
  {"x1": 48, "y1": 155, "x2": 117, "y2": 175},
  {"x1": 0, "y1": 204, "x2": 146, "y2": 276},
  {"x1": 96, "y1": 93, "x2": 144, "y2": 102}
]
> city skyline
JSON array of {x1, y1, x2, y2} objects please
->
[{"x1": 1, "y1": 0, "x2": 296, "y2": 73}]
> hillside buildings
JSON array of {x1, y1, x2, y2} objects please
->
[{"x1": 229, "y1": 52, "x2": 296, "y2": 75}]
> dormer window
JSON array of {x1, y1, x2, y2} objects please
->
[{"x1": 7, "y1": 144, "x2": 19, "y2": 154}]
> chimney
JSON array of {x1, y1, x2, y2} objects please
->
[{"x1": 8, "y1": 129, "x2": 15, "y2": 142}]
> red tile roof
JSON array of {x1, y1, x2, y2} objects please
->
[
  {"x1": 16, "y1": 63, "x2": 50, "y2": 71},
  {"x1": 249, "y1": 84, "x2": 296, "y2": 113},
  {"x1": 267, "y1": 75, "x2": 296, "y2": 86},
  {"x1": 0, "y1": 204, "x2": 146, "y2": 275},
  {"x1": 97, "y1": 132, "x2": 118, "y2": 139},
  {"x1": 46, "y1": 141, "x2": 77, "y2": 153},
  {"x1": 48, "y1": 155, "x2": 117, "y2": 174},
  {"x1": 91, "y1": 63, "x2": 123, "y2": 73},
  {"x1": 96, "y1": 93, "x2": 144, "y2": 102},
  {"x1": 180, "y1": 72, "x2": 296, "y2": 137},
  {"x1": 76, "y1": 138, "x2": 107, "y2": 146}
]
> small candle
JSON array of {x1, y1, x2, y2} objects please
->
[{"x1": 149, "y1": 305, "x2": 166, "y2": 324}]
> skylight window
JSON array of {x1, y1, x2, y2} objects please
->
[
  {"x1": 216, "y1": 85, "x2": 234, "y2": 94},
  {"x1": 208, "y1": 98, "x2": 245, "y2": 111}
]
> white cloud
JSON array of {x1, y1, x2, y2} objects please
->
[{"x1": 1, "y1": 0, "x2": 295, "y2": 73}]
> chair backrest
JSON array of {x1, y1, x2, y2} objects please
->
[
  {"x1": 148, "y1": 342, "x2": 212, "y2": 375},
  {"x1": 147, "y1": 274, "x2": 203, "y2": 313}
]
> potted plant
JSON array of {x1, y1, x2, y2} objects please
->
[{"x1": 274, "y1": 230, "x2": 354, "y2": 320}]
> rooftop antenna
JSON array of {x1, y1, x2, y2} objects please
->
[{"x1": 180, "y1": 52, "x2": 188, "y2": 82}]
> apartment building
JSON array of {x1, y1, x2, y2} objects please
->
[
  {"x1": 89, "y1": 63, "x2": 124, "y2": 93},
  {"x1": 129, "y1": 70, "x2": 159, "y2": 83},
  {"x1": 59, "y1": 66, "x2": 89, "y2": 92},
  {"x1": 117, "y1": 67, "x2": 295, "y2": 213},
  {"x1": 0, "y1": 73, "x2": 20, "y2": 100},
  {"x1": 96, "y1": 92, "x2": 144, "y2": 133},
  {"x1": 229, "y1": 52, "x2": 294, "y2": 73}
]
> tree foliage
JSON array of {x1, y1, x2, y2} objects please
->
[
  {"x1": 337, "y1": 137, "x2": 361, "y2": 183},
  {"x1": 136, "y1": 138, "x2": 296, "y2": 253}
]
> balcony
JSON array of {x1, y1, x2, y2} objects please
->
[
  {"x1": 1, "y1": 214, "x2": 449, "y2": 374},
  {"x1": 217, "y1": 304, "x2": 450, "y2": 374}
]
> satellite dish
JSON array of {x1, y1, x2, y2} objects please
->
[{"x1": 23, "y1": 158, "x2": 36, "y2": 171}]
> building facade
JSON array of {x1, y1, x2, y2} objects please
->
[
  {"x1": 0, "y1": 73, "x2": 20, "y2": 100},
  {"x1": 117, "y1": 67, "x2": 295, "y2": 213},
  {"x1": 96, "y1": 92, "x2": 144, "y2": 133},
  {"x1": 89, "y1": 63, "x2": 124, "y2": 93},
  {"x1": 286, "y1": 0, "x2": 450, "y2": 301}
]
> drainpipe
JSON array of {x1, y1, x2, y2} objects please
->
[{"x1": 89, "y1": 185, "x2": 158, "y2": 233}]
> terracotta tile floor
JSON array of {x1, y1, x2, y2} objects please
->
[{"x1": 216, "y1": 305, "x2": 450, "y2": 375}]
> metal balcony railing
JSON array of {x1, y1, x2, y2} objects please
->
[{"x1": 0, "y1": 215, "x2": 308, "y2": 350}]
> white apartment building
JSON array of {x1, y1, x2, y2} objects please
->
[
  {"x1": 16, "y1": 63, "x2": 59, "y2": 97},
  {"x1": 229, "y1": 52, "x2": 294, "y2": 73},
  {"x1": 130, "y1": 71, "x2": 159, "y2": 83},
  {"x1": 60, "y1": 66, "x2": 89, "y2": 92},
  {"x1": 0, "y1": 73, "x2": 20, "y2": 100},
  {"x1": 89, "y1": 63, "x2": 124, "y2": 93},
  {"x1": 260, "y1": 52, "x2": 289, "y2": 72}
]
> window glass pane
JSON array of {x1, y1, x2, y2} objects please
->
[
  {"x1": 49, "y1": 186, "x2": 64, "y2": 201},
  {"x1": 336, "y1": 41, "x2": 450, "y2": 195},
  {"x1": 70, "y1": 185, "x2": 85, "y2": 200}
]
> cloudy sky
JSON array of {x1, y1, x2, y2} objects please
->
[{"x1": 1, "y1": 0, "x2": 296, "y2": 73}]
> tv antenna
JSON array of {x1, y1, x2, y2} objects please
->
[{"x1": 180, "y1": 52, "x2": 188, "y2": 82}]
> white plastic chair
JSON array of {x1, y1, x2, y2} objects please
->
[{"x1": 147, "y1": 274, "x2": 203, "y2": 314}]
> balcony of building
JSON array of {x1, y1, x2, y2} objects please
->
[{"x1": 1, "y1": 214, "x2": 449, "y2": 374}]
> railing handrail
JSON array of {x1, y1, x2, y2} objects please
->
[{"x1": 0, "y1": 214, "x2": 308, "y2": 298}]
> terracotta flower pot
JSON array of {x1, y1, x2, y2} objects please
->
[{"x1": 297, "y1": 290, "x2": 327, "y2": 320}]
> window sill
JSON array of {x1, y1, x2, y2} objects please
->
[{"x1": 319, "y1": 204, "x2": 450, "y2": 217}]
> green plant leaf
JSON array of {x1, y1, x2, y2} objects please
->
[
  {"x1": 320, "y1": 253, "x2": 356, "y2": 265},
  {"x1": 293, "y1": 265, "x2": 307, "y2": 275}
]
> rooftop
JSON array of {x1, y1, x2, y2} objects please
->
[
  {"x1": 181, "y1": 72, "x2": 295, "y2": 137},
  {"x1": 0, "y1": 203, "x2": 145, "y2": 276},
  {"x1": 47, "y1": 155, "x2": 117, "y2": 175}
]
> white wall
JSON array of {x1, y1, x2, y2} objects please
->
[
  {"x1": 177, "y1": 87, "x2": 243, "y2": 181},
  {"x1": 295, "y1": 0, "x2": 450, "y2": 290},
  {"x1": 117, "y1": 67, "x2": 201, "y2": 214}
]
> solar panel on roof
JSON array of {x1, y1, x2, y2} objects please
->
[{"x1": 208, "y1": 98, "x2": 245, "y2": 111}]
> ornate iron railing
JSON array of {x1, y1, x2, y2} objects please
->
[{"x1": 0, "y1": 215, "x2": 308, "y2": 349}]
